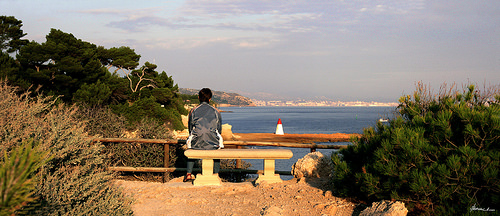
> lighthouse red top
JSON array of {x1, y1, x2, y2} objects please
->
[{"x1": 277, "y1": 118, "x2": 282, "y2": 124}]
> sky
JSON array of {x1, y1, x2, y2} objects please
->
[{"x1": 1, "y1": 0, "x2": 499, "y2": 102}]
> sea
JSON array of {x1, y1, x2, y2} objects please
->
[{"x1": 220, "y1": 106, "x2": 397, "y2": 180}]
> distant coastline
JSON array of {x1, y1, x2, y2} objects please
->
[
  {"x1": 180, "y1": 88, "x2": 398, "y2": 107},
  {"x1": 242, "y1": 99, "x2": 398, "y2": 107},
  {"x1": 217, "y1": 99, "x2": 398, "y2": 107}
]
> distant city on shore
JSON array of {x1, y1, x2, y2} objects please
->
[
  {"x1": 228, "y1": 99, "x2": 398, "y2": 107},
  {"x1": 180, "y1": 88, "x2": 398, "y2": 107}
]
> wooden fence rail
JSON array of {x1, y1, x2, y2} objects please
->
[{"x1": 93, "y1": 137, "x2": 350, "y2": 181}]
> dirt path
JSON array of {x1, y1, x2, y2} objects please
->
[{"x1": 116, "y1": 177, "x2": 362, "y2": 216}]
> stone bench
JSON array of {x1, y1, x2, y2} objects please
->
[{"x1": 184, "y1": 149, "x2": 293, "y2": 186}]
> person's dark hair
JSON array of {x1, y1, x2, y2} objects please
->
[{"x1": 198, "y1": 88, "x2": 212, "y2": 103}]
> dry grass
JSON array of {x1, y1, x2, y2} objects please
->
[{"x1": 0, "y1": 81, "x2": 133, "y2": 215}]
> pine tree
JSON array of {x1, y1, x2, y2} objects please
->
[
  {"x1": 331, "y1": 83, "x2": 500, "y2": 215},
  {"x1": 0, "y1": 16, "x2": 28, "y2": 53},
  {"x1": 0, "y1": 140, "x2": 48, "y2": 216}
]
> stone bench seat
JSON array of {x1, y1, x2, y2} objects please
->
[{"x1": 185, "y1": 149, "x2": 293, "y2": 186}]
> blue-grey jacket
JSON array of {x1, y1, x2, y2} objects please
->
[{"x1": 186, "y1": 102, "x2": 224, "y2": 150}]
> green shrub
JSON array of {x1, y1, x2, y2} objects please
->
[
  {"x1": 0, "y1": 140, "x2": 48, "y2": 216},
  {"x1": 72, "y1": 80, "x2": 112, "y2": 107},
  {"x1": 0, "y1": 81, "x2": 133, "y2": 215},
  {"x1": 331, "y1": 83, "x2": 500, "y2": 215},
  {"x1": 111, "y1": 96, "x2": 185, "y2": 131}
]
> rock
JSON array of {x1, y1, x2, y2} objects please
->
[
  {"x1": 317, "y1": 200, "x2": 357, "y2": 216},
  {"x1": 291, "y1": 152, "x2": 334, "y2": 179},
  {"x1": 260, "y1": 206, "x2": 283, "y2": 216},
  {"x1": 360, "y1": 200, "x2": 408, "y2": 216},
  {"x1": 172, "y1": 129, "x2": 189, "y2": 140},
  {"x1": 123, "y1": 129, "x2": 139, "y2": 138},
  {"x1": 181, "y1": 114, "x2": 189, "y2": 127},
  {"x1": 221, "y1": 123, "x2": 234, "y2": 141},
  {"x1": 324, "y1": 190, "x2": 333, "y2": 198}
]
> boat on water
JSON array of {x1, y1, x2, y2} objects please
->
[{"x1": 378, "y1": 118, "x2": 389, "y2": 123}]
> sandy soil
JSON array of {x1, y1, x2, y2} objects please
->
[
  {"x1": 116, "y1": 132, "x2": 364, "y2": 215},
  {"x1": 116, "y1": 177, "x2": 363, "y2": 216}
]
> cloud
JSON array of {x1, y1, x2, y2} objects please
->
[
  {"x1": 78, "y1": 1, "x2": 428, "y2": 38},
  {"x1": 135, "y1": 35, "x2": 280, "y2": 50},
  {"x1": 78, "y1": 8, "x2": 128, "y2": 15},
  {"x1": 106, "y1": 16, "x2": 177, "y2": 32},
  {"x1": 181, "y1": 0, "x2": 291, "y2": 16},
  {"x1": 78, "y1": 7, "x2": 178, "y2": 32},
  {"x1": 78, "y1": 7, "x2": 162, "y2": 18}
]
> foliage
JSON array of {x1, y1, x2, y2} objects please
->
[
  {"x1": 0, "y1": 16, "x2": 27, "y2": 88},
  {"x1": 0, "y1": 16, "x2": 28, "y2": 53},
  {"x1": 16, "y1": 29, "x2": 108, "y2": 101},
  {"x1": 74, "y1": 104, "x2": 184, "y2": 182},
  {"x1": 104, "y1": 117, "x2": 171, "y2": 168},
  {"x1": 0, "y1": 81, "x2": 133, "y2": 215},
  {"x1": 102, "y1": 117, "x2": 185, "y2": 181},
  {"x1": 8, "y1": 21, "x2": 186, "y2": 130},
  {"x1": 219, "y1": 159, "x2": 252, "y2": 182},
  {"x1": 98, "y1": 46, "x2": 140, "y2": 71},
  {"x1": 180, "y1": 93, "x2": 200, "y2": 105},
  {"x1": 72, "y1": 79, "x2": 112, "y2": 107},
  {"x1": 0, "y1": 52, "x2": 22, "y2": 87},
  {"x1": 331, "y1": 83, "x2": 500, "y2": 215},
  {"x1": 112, "y1": 96, "x2": 185, "y2": 130},
  {"x1": 0, "y1": 140, "x2": 48, "y2": 216},
  {"x1": 75, "y1": 106, "x2": 127, "y2": 138},
  {"x1": 2, "y1": 16, "x2": 192, "y2": 189}
]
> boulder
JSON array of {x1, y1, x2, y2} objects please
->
[
  {"x1": 221, "y1": 123, "x2": 234, "y2": 141},
  {"x1": 291, "y1": 151, "x2": 334, "y2": 179},
  {"x1": 181, "y1": 114, "x2": 189, "y2": 127},
  {"x1": 360, "y1": 200, "x2": 408, "y2": 216}
]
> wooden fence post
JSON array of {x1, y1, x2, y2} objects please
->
[
  {"x1": 163, "y1": 143, "x2": 170, "y2": 183},
  {"x1": 310, "y1": 143, "x2": 317, "y2": 152},
  {"x1": 236, "y1": 145, "x2": 241, "y2": 169}
]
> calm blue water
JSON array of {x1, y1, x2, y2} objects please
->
[
  {"x1": 219, "y1": 106, "x2": 396, "y2": 179},
  {"x1": 221, "y1": 106, "x2": 395, "y2": 134}
]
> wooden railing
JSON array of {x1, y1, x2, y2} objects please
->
[{"x1": 93, "y1": 138, "x2": 350, "y2": 181}]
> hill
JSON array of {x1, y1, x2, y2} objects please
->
[{"x1": 179, "y1": 88, "x2": 255, "y2": 107}]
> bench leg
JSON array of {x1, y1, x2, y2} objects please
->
[
  {"x1": 255, "y1": 159, "x2": 282, "y2": 184},
  {"x1": 193, "y1": 159, "x2": 222, "y2": 186}
]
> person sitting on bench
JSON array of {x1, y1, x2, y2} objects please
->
[{"x1": 184, "y1": 88, "x2": 224, "y2": 182}]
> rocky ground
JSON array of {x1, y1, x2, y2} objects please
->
[
  {"x1": 115, "y1": 177, "x2": 363, "y2": 216},
  {"x1": 132, "y1": 129, "x2": 407, "y2": 215}
]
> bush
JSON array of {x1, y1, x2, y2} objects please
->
[
  {"x1": 0, "y1": 81, "x2": 133, "y2": 215},
  {"x1": 331, "y1": 83, "x2": 500, "y2": 215},
  {"x1": 75, "y1": 105, "x2": 128, "y2": 138},
  {"x1": 100, "y1": 117, "x2": 184, "y2": 181},
  {"x1": 111, "y1": 96, "x2": 185, "y2": 131},
  {"x1": 75, "y1": 101, "x2": 186, "y2": 182},
  {"x1": 72, "y1": 80, "x2": 112, "y2": 107},
  {"x1": 0, "y1": 140, "x2": 48, "y2": 216}
]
